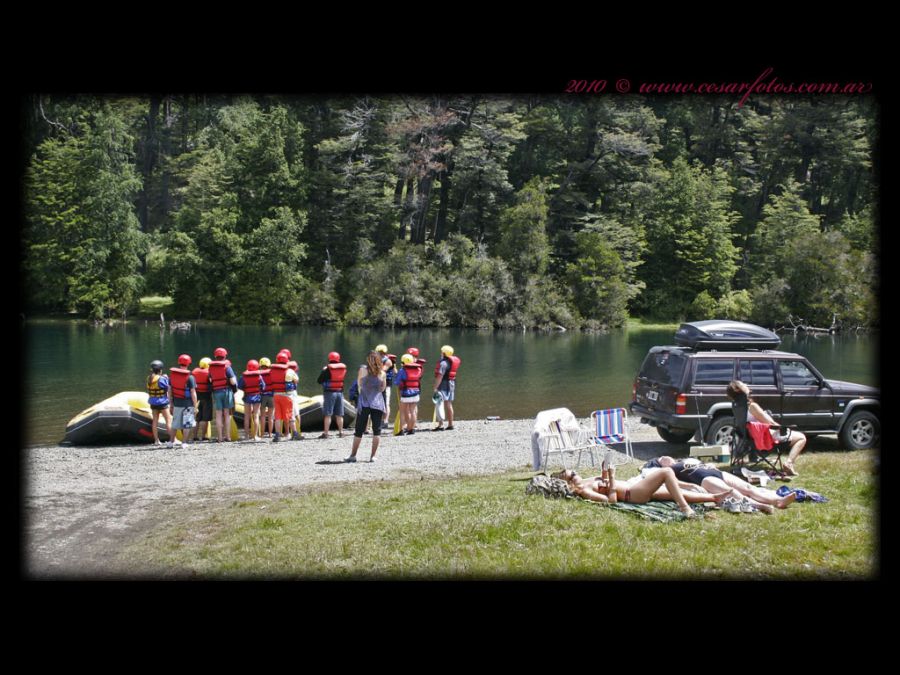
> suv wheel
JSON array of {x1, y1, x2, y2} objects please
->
[
  {"x1": 657, "y1": 427, "x2": 696, "y2": 444},
  {"x1": 705, "y1": 416, "x2": 735, "y2": 446},
  {"x1": 839, "y1": 410, "x2": 880, "y2": 450}
]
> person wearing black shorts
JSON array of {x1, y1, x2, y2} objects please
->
[{"x1": 192, "y1": 357, "x2": 214, "y2": 441}]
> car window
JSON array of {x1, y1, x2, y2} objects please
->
[
  {"x1": 779, "y1": 360, "x2": 820, "y2": 387},
  {"x1": 639, "y1": 351, "x2": 687, "y2": 385},
  {"x1": 739, "y1": 360, "x2": 776, "y2": 386},
  {"x1": 693, "y1": 359, "x2": 734, "y2": 385}
]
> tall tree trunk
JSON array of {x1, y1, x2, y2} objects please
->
[
  {"x1": 434, "y1": 168, "x2": 451, "y2": 244},
  {"x1": 399, "y1": 177, "x2": 415, "y2": 240},
  {"x1": 138, "y1": 96, "x2": 161, "y2": 233},
  {"x1": 414, "y1": 176, "x2": 433, "y2": 244},
  {"x1": 160, "y1": 96, "x2": 174, "y2": 226},
  {"x1": 180, "y1": 95, "x2": 189, "y2": 154}
]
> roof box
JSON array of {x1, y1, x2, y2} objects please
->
[{"x1": 674, "y1": 320, "x2": 781, "y2": 350}]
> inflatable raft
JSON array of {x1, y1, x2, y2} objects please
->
[
  {"x1": 231, "y1": 390, "x2": 357, "y2": 433},
  {"x1": 63, "y1": 390, "x2": 357, "y2": 446}
]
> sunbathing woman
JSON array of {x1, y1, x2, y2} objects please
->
[
  {"x1": 551, "y1": 463, "x2": 729, "y2": 518},
  {"x1": 643, "y1": 456, "x2": 798, "y2": 514}
]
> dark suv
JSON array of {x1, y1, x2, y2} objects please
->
[{"x1": 630, "y1": 321, "x2": 880, "y2": 450}]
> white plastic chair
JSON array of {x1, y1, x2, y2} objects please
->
[{"x1": 532, "y1": 408, "x2": 599, "y2": 471}]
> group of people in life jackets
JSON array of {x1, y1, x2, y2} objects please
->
[
  {"x1": 146, "y1": 346, "x2": 304, "y2": 446},
  {"x1": 371, "y1": 344, "x2": 461, "y2": 436},
  {"x1": 145, "y1": 343, "x2": 460, "y2": 448}
]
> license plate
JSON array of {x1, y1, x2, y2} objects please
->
[{"x1": 646, "y1": 390, "x2": 659, "y2": 401}]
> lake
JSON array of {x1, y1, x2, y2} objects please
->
[{"x1": 23, "y1": 320, "x2": 879, "y2": 447}]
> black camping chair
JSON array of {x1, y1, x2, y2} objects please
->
[{"x1": 729, "y1": 398, "x2": 790, "y2": 478}]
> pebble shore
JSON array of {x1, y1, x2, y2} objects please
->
[{"x1": 23, "y1": 418, "x2": 668, "y2": 576}]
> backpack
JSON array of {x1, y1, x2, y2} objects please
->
[{"x1": 525, "y1": 474, "x2": 574, "y2": 499}]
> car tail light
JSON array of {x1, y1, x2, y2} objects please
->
[
  {"x1": 675, "y1": 393, "x2": 687, "y2": 414},
  {"x1": 632, "y1": 379, "x2": 638, "y2": 401}
]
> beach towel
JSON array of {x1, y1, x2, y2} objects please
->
[
  {"x1": 607, "y1": 501, "x2": 714, "y2": 522},
  {"x1": 525, "y1": 475, "x2": 711, "y2": 521}
]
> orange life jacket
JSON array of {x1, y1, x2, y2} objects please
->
[
  {"x1": 169, "y1": 367, "x2": 192, "y2": 399},
  {"x1": 401, "y1": 363, "x2": 423, "y2": 393},
  {"x1": 192, "y1": 367, "x2": 211, "y2": 394},
  {"x1": 435, "y1": 355, "x2": 460, "y2": 380},
  {"x1": 242, "y1": 370, "x2": 264, "y2": 396},
  {"x1": 209, "y1": 360, "x2": 231, "y2": 391},
  {"x1": 268, "y1": 363, "x2": 288, "y2": 393},
  {"x1": 324, "y1": 362, "x2": 347, "y2": 392}
]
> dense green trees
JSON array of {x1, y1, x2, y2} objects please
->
[
  {"x1": 23, "y1": 94, "x2": 878, "y2": 329},
  {"x1": 26, "y1": 102, "x2": 146, "y2": 320}
]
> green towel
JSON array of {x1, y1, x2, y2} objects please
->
[{"x1": 605, "y1": 500, "x2": 714, "y2": 522}]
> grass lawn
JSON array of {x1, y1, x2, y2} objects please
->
[
  {"x1": 122, "y1": 450, "x2": 878, "y2": 579},
  {"x1": 138, "y1": 296, "x2": 175, "y2": 316},
  {"x1": 625, "y1": 318, "x2": 681, "y2": 331}
]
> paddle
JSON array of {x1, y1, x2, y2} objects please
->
[{"x1": 393, "y1": 386, "x2": 402, "y2": 435}]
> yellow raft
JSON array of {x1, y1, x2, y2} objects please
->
[{"x1": 63, "y1": 390, "x2": 356, "y2": 445}]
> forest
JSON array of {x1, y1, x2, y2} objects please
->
[{"x1": 22, "y1": 93, "x2": 878, "y2": 330}]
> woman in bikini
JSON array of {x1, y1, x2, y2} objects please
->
[
  {"x1": 551, "y1": 462, "x2": 729, "y2": 518},
  {"x1": 644, "y1": 456, "x2": 798, "y2": 514}
]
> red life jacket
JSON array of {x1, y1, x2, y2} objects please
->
[
  {"x1": 324, "y1": 362, "x2": 347, "y2": 392},
  {"x1": 435, "y1": 355, "x2": 460, "y2": 380},
  {"x1": 268, "y1": 363, "x2": 288, "y2": 393},
  {"x1": 403, "y1": 363, "x2": 423, "y2": 391},
  {"x1": 169, "y1": 367, "x2": 192, "y2": 399},
  {"x1": 242, "y1": 370, "x2": 263, "y2": 396},
  {"x1": 209, "y1": 360, "x2": 231, "y2": 391},
  {"x1": 192, "y1": 367, "x2": 211, "y2": 394},
  {"x1": 259, "y1": 368, "x2": 273, "y2": 394}
]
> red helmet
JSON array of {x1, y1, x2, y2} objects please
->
[
  {"x1": 328, "y1": 351, "x2": 341, "y2": 363},
  {"x1": 246, "y1": 359, "x2": 259, "y2": 371},
  {"x1": 280, "y1": 348, "x2": 292, "y2": 359},
  {"x1": 288, "y1": 360, "x2": 298, "y2": 371},
  {"x1": 178, "y1": 353, "x2": 192, "y2": 367},
  {"x1": 407, "y1": 347, "x2": 419, "y2": 357},
  {"x1": 276, "y1": 352, "x2": 289, "y2": 364},
  {"x1": 214, "y1": 347, "x2": 228, "y2": 359}
]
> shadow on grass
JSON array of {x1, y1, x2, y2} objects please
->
[{"x1": 632, "y1": 433, "x2": 858, "y2": 463}]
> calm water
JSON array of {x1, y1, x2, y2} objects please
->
[{"x1": 23, "y1": 321, "x2": 879, "y2": 447}]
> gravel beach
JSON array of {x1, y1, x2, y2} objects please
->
[{"x1": 22, "y1": 418, "x2": 684, "y2": 577}]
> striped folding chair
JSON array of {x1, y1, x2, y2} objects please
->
[{"x1": 590, "y1": 408, "x2": 634, "y2": 466}]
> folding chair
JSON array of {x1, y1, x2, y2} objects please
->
[
  {"x1": 532, "y1": 408, "x2": 599, "y2": 471},
  {"x1": 589, "y1": 408, "x2": 634, "y2": 466},
  {"x1": 729, "y1": 399, "x2": 788, "y2": 478}
]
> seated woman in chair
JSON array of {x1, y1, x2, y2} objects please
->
[
  {"x1": 642, "y1": 456, "x2": 798, "y2": 514},
  {"x1": 726, "y1": 380, "x2": 807, "y2": 476},
  {"x1": 551, "y1": 462, "x2": 729, "y2": 518}
]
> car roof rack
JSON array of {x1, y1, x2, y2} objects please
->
[{"x1": 674, "y1": 320, "x2": 782, "y2": 351}]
